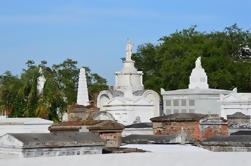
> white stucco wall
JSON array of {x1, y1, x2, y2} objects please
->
[
  {"x1": 195, "y1": 98, "x2": 221, "y2": 114},
  {"x1": 103, "y1": 105, "x2": 156, "y2": 125},
  {"x1": 221, "y1": 103, "x2": 251, "y2": 118},
  {"x1": 220, "y1": 92, "x2": 251, "y2": 118},
  {"x1": 162, "y1": 93, "x2": 222, "y2": 115},
  {"x1": 115, "y1": 73, "x2": 144, "y2": 92}
]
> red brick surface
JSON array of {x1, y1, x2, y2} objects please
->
[
  {"x1": 153, "y1": 121, "x2": 201, "y2": 141},
  {"x1": 153, "y1": 121, "x2": 228, "y2": 141},
  {"x1": 99, "y1": 132, "x2": 122, "y2": 148},
  {"x1": 200, "y1": 125, "x2": 228, "y2": 140}
]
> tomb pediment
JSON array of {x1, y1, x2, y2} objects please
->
[
  {"x1": 106, "y1": 98, "x2": 128, "y2": 105},
  {"x1": 0, "y1": 134, "x2": 24, "y2": 148}
]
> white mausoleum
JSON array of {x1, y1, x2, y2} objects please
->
[
  {"x1": 220, "y1": 88, "x2": 251, "y2": 118},
  {"x1": 97, "y1": 41, "x2": 160, "y2": 125},
  {"x1": 161, "y1": 57, "x2": 231, "y2": 115}
]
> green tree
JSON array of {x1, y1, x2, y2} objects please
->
[
  {"x1": 0, "y1": 59, "x2": 108, "y2": 121},
  {"x1": 0, "y1": 71, "x2": 24, "y2": 116},
  {"x1": 84, "y1": 67, "x2": 108, "y2": 103},
  {"x1": 52, "y1": 59, "x2": 79, "y2": 105},
  {"x1": 133, "y1": 24, "x2": 251, "y2": 93}
]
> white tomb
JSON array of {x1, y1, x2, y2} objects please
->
[
  {"x1": 220, "y1": 88, "x2": 251, "y2": 118},
  {"x1": 97, "y1": 41, "x2": 160, "y2": 125},
  {"x1": 0, "y1": 116, "x2": 53, "y2": 136},
  {"x1": 161, "y1": 57, "x2": 231, "y2": 115},
  {"x1": 77, "y1": 68, "x2": 89, "y2": 106}
]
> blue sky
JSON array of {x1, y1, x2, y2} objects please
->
[{"x1": 0, "y1": 0, "x2": 250, "y2": 85}]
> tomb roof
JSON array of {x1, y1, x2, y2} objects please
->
[
  {"x1": 161, "y1": 88, "x2": 231, "y2": 95},
  {"x1": 88, "y1": 120, "x2": 124, "y2": 131},
  {"x1": 126, "y1": 123, "x2": 152, "y2": 128},
  {"x1": 1, "y1": 132, "x2": 104, "y2": 148},
  {"x1": 151, "y1": 113, "x2": 207, "y2": 122},
  {"x1": 227, "y1": 112, "x2": 251, "y2": 119},
  {"x1": 0, "y1": 117, "x2": 52, "y2": 125}
]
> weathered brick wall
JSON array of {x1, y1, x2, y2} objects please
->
[
  {"x1": 99, "y1": 132, "x2": 122, "y2": 147},
  {"x1": 67, "y1": 105, "x2": 93, "y2": 121},
  {"x1": 200, "y1": 124, "x2": 228, "y2": 140},
  {"x1": 153, "y1": 121, "x2": 201, "y2": 141},
  {"x1": 68, "y1": 111, "x2": 90, "y2": 121},
  {"x1": 153, "y1": 121, "x2": 228, "y2": 141}
]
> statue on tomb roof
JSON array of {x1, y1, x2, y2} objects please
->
[
  {"x1": 195, "y1": 57, "x2": 202, "y2": 68},
  {"x1": 189, "y1": 56, "x2": 209, "y2": 89},
  {"x1": 126, "y1": 40, "x2": 133, "y2": 61},
  {"x1": 37, "y1": 67, "x2": 46, "y2": 96}
]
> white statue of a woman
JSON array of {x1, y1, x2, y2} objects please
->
[
  {"x1": 126, "y1": 40, "x2": 133, "y2": 61},
  {"x1": 195, "y1": 57, "x2": 202, "y2": 68}
]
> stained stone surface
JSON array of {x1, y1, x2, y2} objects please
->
[{"x1": 0, "y1": 132, "x2": 104, "y2": 158}]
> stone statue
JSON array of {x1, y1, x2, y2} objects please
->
[
  {"x1": 189, "y1": 56, "x2": 209, "y2": 89},
  {"x1": 37, "y1": 67, "x2": 46, "y2": 96},
  {"x1": 232, "y1": 87, "x2": 238, "y2": 93},
  {"x1": 195, "y1": 57, "x2": 202, "y2": 68},
  {"x1": 62, "y1": 112, "x2": 68, "y2": 122},
  {"x1": 126, "y1": 40, "x2": 133, "y2": 61}
]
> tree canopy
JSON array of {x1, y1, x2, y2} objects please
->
[
  {"x1": 133, "y1": 24, "x2": 251, "y2": 93},
  {"x1": 0, "y1": 59, "x2": 108, "y2": 121}
]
